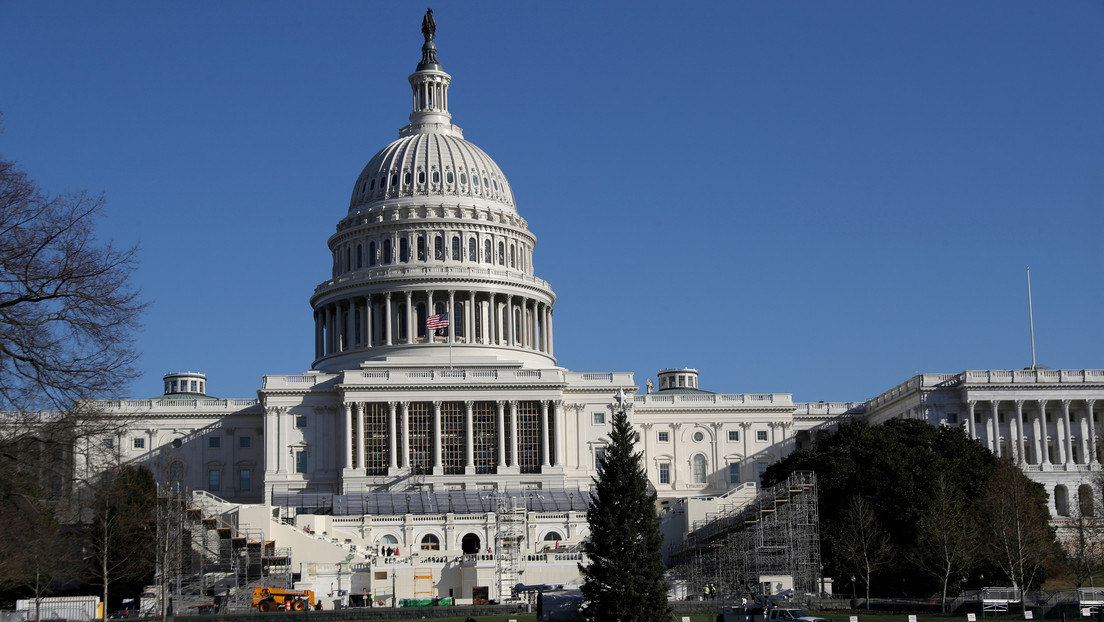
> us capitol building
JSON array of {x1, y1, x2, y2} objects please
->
[{"x1": 87, "y1": 14, "x2": 1104, "y2": 607}]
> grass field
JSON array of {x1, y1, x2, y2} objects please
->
[{"x1": 317, "y1": 612, "x2": 1054, "y2": 622}]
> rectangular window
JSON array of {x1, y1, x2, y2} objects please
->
[
  {"x1": 208, "y1": 436, "x2": 221, "y2": 448},
  {"x1": 657, "y1": 431, "x2": 669, "y2": 443},
  {"x1": 208, "y1": 469, "x2": 220, "y2": 491},
  {"x1": 133, "y1": 437, "x2": 145, "y2": 450},
  {"x1": 728, "y1": 430, "x2": 739, "y2": 442},
  {"x1": 659, "y1": 463, "x2": 671, "y2": 484},
  {"x1": 729, "y1": 462, "x2": 740, "y2": 483},
  {"x1": 758, "y1": 462, "x2": 769, "y2": 480},
  {"x1": 756, "y1": 430, "x2": 768, "y2": 442},
  {"x1": 595, "y1": 447, "x2": 606, "y2": 470},
  {"x1": 296, "y1": 415, "x2": 307, "y2": 428},
  {"x1": 296, "y1": 450, "x2": 307, "y2": 474},
  {"x1": 239, "y1": 469, "x2": 251, "y2": 491},
  {"x1": 947, "y1": 413, "x2": 958, "y2": 424},
  {"x1": 239, "y1": 436, "x2": 251, "y2": 448},
  {"x1": 592, "y1": 412, "x2": 605, "y2": 425},
  {"x1": 104, "y1": 438, "x2": 114, "y2": 449}
]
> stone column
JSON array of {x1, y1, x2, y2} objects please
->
[
  {"x1": 388, "y1": 402, "x2": 398, "y2": 471},
  {"x1": 405, "y1": 291, "x2": 414, "y2": 344},
  {"x1": 505, "y1": 295, "x2": 513, "y2": 346},
  {"x1": 553, "y1": 400, "x2": 564, "y2": 467},
  {"x1": 364, "y1": 296, "x2": 373, "y2": 348},
  {"x1": 1062, "y1": 399, "x2": 1074, "y2": 465},
  {"x1": 343, "y1": 403, "x2": 353, "y2": 470},
  {"x1": 1090, "y1": 400, "x2": 1099, "y2": 465},
  {"x1": 426, "y1": 290, "x2": 434, "y2": 343},
  {"x1": 1014, "y1": 400, "x2": 1026, "y2": 465},
  {"x1": 384, "y1": 293, "x2": 393, "y2": 346},
  {"x1": 509, "y1": 400, "x2": 519, "y2": 468},
  {"x1": 401, "y1": 401, "x2": 410, "y2": 469},
  {"x1": 1038, "y1": 400, "x2": 1050, "y2": 465},
  {"x1": 355, "y1": 402, "x2": 366, "y2": 472},
  {"x1": 315, "y1": 310, "x2": 324, "y2": 359},
  {"x1": 547, "y1": 307, "x2": 554, "y2": 356},
  {"x1": 540, "y1": 400, "x2": 551, "y2": 468},
  {"x1": 965, "y1": 401, "x2": 976, "y2": 440},
  {"x1": 989, "y1": 401, "x2": 1000, "y2": 454},
  {"x1": 496, "y1": 401, "x2": 506, "y2": 468},
  {"x1": 464, "y1": 400, "x2": 475, "y2": 474},
  {"x1": 432, "y1": 400, "x2": 442, "y2": 474},
  {"x1": 448, "y1": 290, "x2": 456, "y2": 344},
  {"x1": 467, "y1": 291, "x2": 476, "y2": 344}
]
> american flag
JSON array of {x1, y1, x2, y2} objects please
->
[{"x1": 426, "y1": 312, "x2": 449, "y2": 331}]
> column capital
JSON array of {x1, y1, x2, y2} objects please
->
[
  {"x1": 966, "y1": 400, "x2": 977, "y2": 409},
  {"x1": 508, "y1": 400, "x2": 519, "y2": 408},
  {"x1": 1088, "y1": 399, "x2": 1097, "y2": 408}
]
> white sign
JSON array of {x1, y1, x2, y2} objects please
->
[
  {"x1": 683, "y1": 618, "x2": 691, "y2": 622},
  {"x1": 1025, "y1": 612, "x2": 1034, "y2": 620},
  {"x1": 1082, "y1": 609, "x2": 1092, "y2": 617},
  {"x1": 850, "y1": 616, "x2": 859, "y2": 622},
  {"x1": 909, "y1": 616, "x2": 918, "y2": 622},
  {"x1": 968, "y1": 614, "x2": 977, "y2": 622}
]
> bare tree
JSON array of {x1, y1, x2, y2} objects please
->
[
  {"x1": 980, "y1": 461, "x2": 1060, "y2": 591},
  {"x1": 910, "y1": 474, "x2": 977, "y2": 611},
  {"x1": 836, "y1": 495, "x2": 893, "y2": 608},
  {"x1": 86, "y1": 465, "x2": 157, "y2": 612},
  {"x1": 0, "y1": 154, "x2": 143, "y2": 412}
]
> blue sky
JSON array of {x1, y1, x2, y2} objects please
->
[{"x1": 1, "y1": 1, "x2": 1101, "y2": 403}]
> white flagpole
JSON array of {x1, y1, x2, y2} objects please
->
[{"x1": 1027, "y1": 267, "x2": 1037, "y2": 370}]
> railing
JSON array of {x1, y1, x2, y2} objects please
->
[
  {"x1": 350, "y1": 368, "x2": 566, "y2": 384},
  {"x1": 634, "y1": 393, "x2": 792, "y2": 406},
  {"x1": 314, "y1": 264, "x2": 553, "y2": 293}
]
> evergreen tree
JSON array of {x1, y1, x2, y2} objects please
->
[{"x1": 580, "y1": 403, "x2": 670, "y2": 622}]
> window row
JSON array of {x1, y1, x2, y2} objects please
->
[
  {"x1": 333, "y1": 233, "x2": 530, "y2": 276},
  {"x1": 165, "y1": 461, "x2": 253, "y2": 493},
  {"x1": 653, "y1": 457, "x2": 771, "y2": 486},
  {"x1": 355, "y1": 167, "x2": 507, "y2": 202},
  {"x1": 651, "y1": 429, "x2": 770, "y2": 443}
]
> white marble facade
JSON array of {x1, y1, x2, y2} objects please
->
[{"x1": 78, "y1": 20, "x2": 1100, "y2": 602}]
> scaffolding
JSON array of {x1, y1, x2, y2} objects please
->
[
  {"x1": 669, "y1": 471, "x2": 821, "y2": 597},
  {"x1": 494, "y1": 494, "x2": 526, "y2": 601}
]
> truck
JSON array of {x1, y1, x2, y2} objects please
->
[
  {"x1": 17, "y1": 596, "x2": 101, "y2": 621},
  {"x1": 251, "y1": 588, "x2": 316, "y2": 612},
  {"x1": 720, "y1": 608, "x2": 827, "y2": 622}
]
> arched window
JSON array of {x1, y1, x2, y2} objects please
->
[
  {"x1": 403, "y1": 171, "x2": 411, "y2": 185},
  {"x1": 399, "y1": 238, "x2": 409, "y2": 263},
  {"x1": 356, "y1": 244, "x2": 362, "y2": 269},
  {"x1": 461, "y1": 533, "x2": 481, "y2": 555},
  {"x1": 432, "y1": 171, "x2": 440, "y2": 184},
  {"x1": 345, "y1": 248, "x2": 351, "y2": 272},
  {"x1": 416, "y1": 303, "x2": 427, "y2": 339},
  {"x1": 1056, "y1": 484, "x2": 1070, "y2": 517},
  {"x1": 454, "y1": 302, "x2": 464, "y2": 338},
  {"x1": 417, "y1": 236, "x2": 427, "y2": 261},
  {"x1": 484, "y1": 240, "x2": 492, "y2": 263},
  {"x1": 543, "y1": 532, "x2": 562, "y2": 542},
  {"x1": 692, "y1": 454, "x2": 707, "y2": 484},
  {"x1": 1080, "y1": 484, "x2": 1095, "y2": 517},
  {"x1": 452, "y1": 236, "x2": 461, "y2": 261},
  {"x1": 382, "y1": 239, "x2": 392, "y2": 265},
  {"x1": 420, "y1": 534, "x2": 440, "y2": 551},
  {"x1": 509, "y1": 244, "x2": 516, "y2": 268},
  {"x1": 380, "y1": 534, "x2": 398, "y2": 546},
  {"x1": 417, "y1": 171, "x2": 425, "y2": 184},
  {"x1": 434, "y1": 236, "x2": 444, "y2": 261},
  {"x1": 498, "y1": 242, "x2": 505, "y2": 265},
  {"x1": 468, "y1": 238, "x2": 476, "y2": 262},
  {"x1": 368, "y1": 241, "x2": 377, "y2": 267}
]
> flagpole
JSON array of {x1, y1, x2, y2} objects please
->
[{"x1": 1027, "y1": 267, "x2": 1037, "y2": 371}]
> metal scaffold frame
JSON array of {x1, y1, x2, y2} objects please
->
[
  {"x1": 494, "y1": 493, "x2": 526, "y2": 601},
  {"x1": 670, "y1": 471, "x2": 821, "y2": 597}
]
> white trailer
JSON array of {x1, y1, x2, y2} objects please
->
[{"x1": 16, "y1": 596, "x2": 101, "y2": 622}]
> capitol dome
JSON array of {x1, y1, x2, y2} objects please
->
[
  {"x1": 349, "y1": 131, "x2": 516, "y2": 214},
  {"x1": 309, "y1": 16, "x2": 557, "y2": 373}
]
